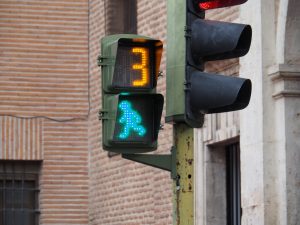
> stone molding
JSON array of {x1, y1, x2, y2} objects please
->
[{"x1": 268, "y1": 64, "x2": 300, "y2": 99}]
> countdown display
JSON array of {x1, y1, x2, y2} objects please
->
[{"x1": 112, "y1": 40, "x2": 155, "y2": 90}]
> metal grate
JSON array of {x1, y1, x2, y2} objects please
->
[{"x1": 0, "y1": 161, "x2": 40, "y2": 225}]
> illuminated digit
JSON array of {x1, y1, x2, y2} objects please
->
[{"x1": 132, "y1": 47, "x2": 149, "y2": 87}]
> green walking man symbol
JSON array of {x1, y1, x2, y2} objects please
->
[{"x1": 118, "y1": 100, "x2": 146, "y2": 139}]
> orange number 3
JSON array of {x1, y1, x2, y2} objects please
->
[{"x1": 132, "y1": 47, "x2": 149, "y2": 87}]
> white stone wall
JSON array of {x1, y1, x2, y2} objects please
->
[{"x1": 195, "y1": 0, "x2": 300, "y2": 224}]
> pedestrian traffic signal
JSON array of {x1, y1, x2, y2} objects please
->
[
  {"x1": 99, "y1": 35, "x2": 164, "y2": 153},
  {"x1": 166, "y1": 0, "x2": 252, "y2": 128}
]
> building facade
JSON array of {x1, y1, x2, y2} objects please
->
[{"x1": 0, "y1": 0, "x2": 299, "y2": 225}]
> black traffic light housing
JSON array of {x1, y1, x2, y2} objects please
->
[{"x1": 166, "y1": 0, "x2": 252, "y2": 128}]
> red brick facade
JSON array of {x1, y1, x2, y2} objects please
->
[
  {"x1": 88, "y1": 0, "x2": 173, "y2": 224},
  {"x1": 1, "y1": 0, "x2": 89, "y2": 224}
]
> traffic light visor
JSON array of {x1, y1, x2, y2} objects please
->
[
  {"x1": 198, "y1": 0, "x2": 247, "y2": 10},
  {"x1": 189, "y1": 71, "x2": 252, "y2": 113},
  {"x1": 191, "y1": 19, "x2": 252, "y2": 61},
  {"x1": 112, "y1": 38, "x2": 162, "y2": 91}
]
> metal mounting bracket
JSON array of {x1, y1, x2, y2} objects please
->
[
  {"x1": 97, "y1": 55, "x2": 115, "y2": 67},
  {"x1": 122, "y1": 146, "x2": 177, "y2": 179}
]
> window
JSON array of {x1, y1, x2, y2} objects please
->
[
  {"x1": 0, "y1": 161, "x2": 40, "y2": 225},
  {"x1": 206, "y1": 141, "x2": 241, "y2": 225},
  {"x1": 226, "y1": 143, "x2": 241, "y2": 225},
  {"x1": 105, "y1": 0, "x2": 137, "y2": 35}
]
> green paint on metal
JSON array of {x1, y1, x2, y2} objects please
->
[
  {"x1": 166, "y1": 0, "x2": 204, "y2": 127},
  {"x1": 122, "y1": 146, "x2": 177, "y2": 177},
  {"x1": 173, "y1": 123, "x2": 194, "y2": 225},
  {"x1": 166, "y1": 0, "x2": 186, "y2": 123},
  {"x1": 166, "y1": 1, "x2": 195, "y2": 223},
  {"x1": 100, "y1": 34, "x2": 164, "y2": 153}
]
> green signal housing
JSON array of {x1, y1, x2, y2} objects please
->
[{"x1": 99, "y1": 34, "x2": 164, "y2": 153}]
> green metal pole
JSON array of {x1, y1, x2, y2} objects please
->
[
  {"x1": 167, "y1": 0, "x2": 195, "y2": 223},
  {"x1": 173, "y1": 123, "x2": 194, "y2": 225}
]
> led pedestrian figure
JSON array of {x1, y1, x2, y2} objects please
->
[{"x1": 118, "y1": 100, "x2": 146, "y2": 139}]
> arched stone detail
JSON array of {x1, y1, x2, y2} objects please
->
[
  {"x1": 277, "y1": 0, "x2": 300, "y2": 64},
  {"x1": 285, "y1": 0, "x2": 300, "y2": 64}
]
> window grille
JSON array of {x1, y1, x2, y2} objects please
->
[{"x1": 0, "y1": 161, "x2": 40, "y2": 225}]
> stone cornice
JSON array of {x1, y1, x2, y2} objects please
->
[{"x1": 268, "y1": 64, "x2": 300, "y2": 99}]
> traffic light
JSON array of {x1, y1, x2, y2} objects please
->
[
  {"x1": 99, "y1": 34, "x2": 164, "y2": 153},
  {"x1": 166, "y1": 0, "x2": 252, "y2": 128}
]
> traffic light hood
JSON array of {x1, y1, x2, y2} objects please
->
[
  {"x1": 191, "y1": 19, "x2": 252, "y2": 62},
  {"x1": 189, "y1": 71, "x2": 252, "y2": 114},
  {"x1": 100, "y1": 34, "x2": 163, "y2": 92}
]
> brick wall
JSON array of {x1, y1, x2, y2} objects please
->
[
  {"x1": 0, "y1": 0, "x2": 89, "y2": 119},
  {"x1": 88, "y1": 0, "x2": 173, "y2": 224},
  {"x1": 88, "y1": 0, "x2": 105, "y2": 223},
  {"x1": 0, "y1": 0, "x2": 90, "y2": 224},
  {"x1": 0, "y1": 116, "x2": 43, "y2": 160},
  {"x1": 40, "y1": 120, "x2": 89, "y2": 225}
]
